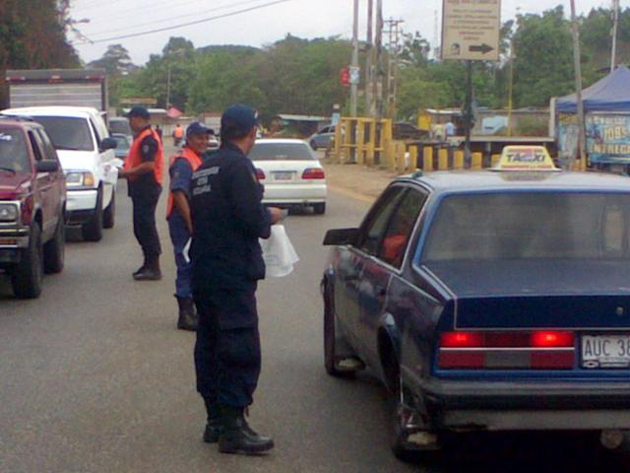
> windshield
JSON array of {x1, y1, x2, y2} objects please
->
[
  {"x1": 422, "y1": 192, "x2": 630, "y2": 262},
  {"x1": 0, "y1": 128, "x2": 30, "y2": 173},
  {"x1": 109, "y1": 119, "x2": 131, "y2": 136},
  {"x1": 112, "y1": 135, "x2": 130, "y2": 149},
  {"x1": 249, "y1": 143, "x2": 314, "y2": 161},
  {"x1": 32, "y1": 116, "x2": 94, "y2": 151}
]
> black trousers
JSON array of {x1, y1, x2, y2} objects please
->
[
  {"x1": 131, "y1": 188, "x2": 162, "y2": 259},
  {"x1": 193, "y1": 284, "x2": 261, "y2": 409}
]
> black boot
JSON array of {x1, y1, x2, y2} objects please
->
[
  {"x1": 132, "y1": 257, "x2": 147, "y2": 277},
  {"x1": 203, "y1": 401, "x2": 222, "y2": 443},
  {"x1": 133, "y1": 255, "x2": 162, "y2": 281},
  {"x1": 176, "y1": 297, "x2": 198, "y2": 331},
  {"x1": 218, "y1": 407, "x2": 274, "y2": 454}
]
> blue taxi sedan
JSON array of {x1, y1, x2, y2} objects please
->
[{"x1": 322, "y1": 168, "x2": 630, "y2": 460}]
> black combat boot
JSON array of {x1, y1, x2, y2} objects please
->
[
  {"x1": 218, "y1": 407, "x2": 274, "y2": 454},
  {"x1": 133, "y1": 255, "x2": 162, "y2": 281},
  {"x1": 176, "y1": 296, "x2": 198, "y2": 331},
  {"x1": 203, "y1": 401, "x2": 222, "y2": 443},
  {"x1": 132, "y1": 256, "x2": 147, "y2": 277}
]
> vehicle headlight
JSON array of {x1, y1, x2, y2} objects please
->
[
  {"x1": 65, "y1": 172, "x2": 95, "y2": 187},
  {"x1": 0, "y1": 203, "x2": 18, "y2": 222}
]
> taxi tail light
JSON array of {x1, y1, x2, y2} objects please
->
[
  {"x1": 302, "y1": 168, "x2": 325, "y2": 179},
  {"x1": 255, "y1": 168, "x2": 266, "y2": 180},
  {"x1": 438, "y1": 330, "x2": 575, "y2": 370}
]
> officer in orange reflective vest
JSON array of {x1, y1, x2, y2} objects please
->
[
  {"x1": 166, "y1": 122, "x2": 212, "y2": 331},
  {"x1": 119, "y1": 106, "x2": 164, "y2": 281}
]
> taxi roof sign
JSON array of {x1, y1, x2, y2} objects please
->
[{"x1": 493, "y1": 146, "x2": 560, "y2": 172}]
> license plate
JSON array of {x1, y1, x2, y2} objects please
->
[
  {"x1": 581, "y1": 335, "x2": 630, "y2": 368},
  {"x1": 273, "y1": 171, "x2": 294, "y2": 181}
]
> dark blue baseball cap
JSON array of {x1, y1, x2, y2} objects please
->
[
  {"x1": 126, "y1": 106, "x2": 150, "y2": 120},
  {"x1": 186, "y1": 121, "x2": 211, "y2": 137},
  {"x1": 221, "y1": 104, "x2": 259, "y2": 135}
]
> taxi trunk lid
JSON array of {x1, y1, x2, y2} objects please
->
[{"x1": 425, "y1": 260, "x2": 630, "y2": 329}]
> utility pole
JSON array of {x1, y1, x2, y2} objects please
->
[
  {"x1": 365, "y1": 0, "x2": 374, "y2": 117},
  {"x1": 374, "y1": 0, "x2": 384, "y2": 120},
  {"x1": 611, "y1": 0, "x2": 620, "y2": 72},
  {"x1": 570, "y1": 0, "x2": 587, "y2": 170},
  {"x1": 351, "y1": 0, "x2": 360, "y2": 117},
  {"x1": 384, "y1": 18, "x2": 403, "y2": 119}
]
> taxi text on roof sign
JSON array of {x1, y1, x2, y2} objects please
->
[{"x1": 494, "y1": 146, "x2": 560, "y2": 172}]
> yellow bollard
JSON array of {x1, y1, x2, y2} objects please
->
[
  {"x1": 454, "y1": 150, "x2": 464, "y2": 170},
  {"x1": 410, "y1": 146, "x2": 419, "y2": 170},
  {"x1": 438, "y1": 148, "x2": 448, "y2": 171},
  {"x1": 491, "y1": 154, "x2": 501, "y2": 167},
  {"x1": 366, "y1": 120, "x2": 376, "y2": 167},
  {"x1": 357, "y1": 120, "x2": 365, "y2": 165},
  {"x1": 333, "y1": 121, "x2": 342, "y2": 164},
  {"x1": 472, "y1": 152, "x2": 483, "y2": 170},
  {"x1": 387, "y1": 141, "x2": 396, "y2": 171},
  {"x1": 423, "y1": 147, "x2": 433, "y2": 171}
]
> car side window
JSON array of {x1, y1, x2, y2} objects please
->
[
  {"x1": 36, "y1": 129, "x2": 58, "y2": 162},
  {"x1": 356, "y1": 186, "x2": 406, "y2": 256},
  {"x1": 27, "y1": 131, "x2": 45, "y2": 162},
  {"x1": 377, "y1": 189, "x2": 428, "y2": 268}
]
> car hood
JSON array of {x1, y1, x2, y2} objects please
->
[
  {"x1": 56, "y1": 149, "x2": 99, "y2": 173},
  {"x1": 0, "y1": 172, "x2": 32, "y2": 199},
  {"x1": 423, "y1": 260, "x2": 630, "y2": 297}
]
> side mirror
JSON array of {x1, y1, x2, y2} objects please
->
[
  {"x1": 323, "y1": 228, "x2": 359, "y2": 246},
  {"x1": 100, "y1": 137, "x2": 118, "y2": 151},
  {"x1": 36, "y1": 161, "x2": 60, "y2": 173}
]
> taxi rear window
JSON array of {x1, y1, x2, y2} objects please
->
[{"x1": 422, "y1": 192, "x2": 630, "y2": 261}]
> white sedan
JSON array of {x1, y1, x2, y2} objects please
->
[{"x1": 250, "y1": 139, "x2": 327, "y2": 214}]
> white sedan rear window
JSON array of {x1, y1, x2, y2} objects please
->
[{"x1": 250, "y1": 143, "x2": 314, "y2": 161}]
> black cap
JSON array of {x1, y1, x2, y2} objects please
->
[
  {"x1": 221, "y1": 104, "x2": 259, "y2": 135},
  {"x1": 186, "y1": 121, "x2": 211, "y2": 138},
  {"x1": 126, "y1": 106, "x2": 150, "y2": 120}
]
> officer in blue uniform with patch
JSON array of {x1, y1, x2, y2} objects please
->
[{"x1": 190, "y1": 104, "x2": 282, "y2": 455}]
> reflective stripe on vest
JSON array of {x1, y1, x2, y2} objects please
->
[
  {"x1": 125, "y1": 127, "x2": 164, "y2": 185},
  {"x1": 166, "y1": 146, "x2": 204, "y2": 218}
]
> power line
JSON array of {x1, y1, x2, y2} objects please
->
[
  {"x1": 83, "y1": 0, "x2": 272, "y2": 39},
  {"x1": 72, "y1": 0, "x2": 293, "y2": 45}
]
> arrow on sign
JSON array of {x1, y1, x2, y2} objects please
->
[{"x1": 469, "y1": 44, "x2": 494, "y2": 54}]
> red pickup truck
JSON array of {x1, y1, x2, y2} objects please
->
[{"x1": 0, "y1": 116, "x2": 66, "y2": 298}]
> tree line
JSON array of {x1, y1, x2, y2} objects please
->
[{"x1": 1, "y1": 4, "x2": 629, "y2": 124}]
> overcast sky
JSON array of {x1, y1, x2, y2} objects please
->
[{"x1": 70, "y1": 0, "x2": 612, "y2": 65}]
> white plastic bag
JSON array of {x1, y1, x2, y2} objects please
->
[{"x1": 260, "y1": 225, "x2": 299, "y2": 278}]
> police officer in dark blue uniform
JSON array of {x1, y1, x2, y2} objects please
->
[{"x1": 189, "y1": 104, "x2": 283, "y2": 455}]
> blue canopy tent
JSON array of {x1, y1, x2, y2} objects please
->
[{"x1": 556, "y1": 65, "x2": 630, "y2": 113}]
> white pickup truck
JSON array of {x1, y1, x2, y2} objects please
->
[{"x1": 2, "y1": 106, "x2": 119, "y2": 241}]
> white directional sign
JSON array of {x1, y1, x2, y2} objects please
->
[{"x1": 442, "y1": 0, "x2": 501, "y2": 61}]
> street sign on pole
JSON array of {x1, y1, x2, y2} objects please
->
[{"x1": 442, "y1": 0, "x2": 501, "y2": 62}]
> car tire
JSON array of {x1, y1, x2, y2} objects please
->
[
  {"x1": 43, "y1": 216, "x2": 65, "y2": 274},
  {"x1": 323, "y1": 284, "x2": 359, "y2": 378},
  {"x1": 103, "y1": 189, "x2": 115, "y2": 229},
  {"x1": 310, "y1": 140, "x2": 318, "y2": 151},
  {"x1": 313, "y1": 203, "x2": 326, "y2": 215},
  {"x1": 12, "y1": 222, "x2": 44, "y2": 299},
  {"x1": 82, "y1": 189, "x2": 104, "y2": 242}
]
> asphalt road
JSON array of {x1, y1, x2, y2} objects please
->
[{"x1": 2, "y1": 175, "x2": 630, "y2": 472}]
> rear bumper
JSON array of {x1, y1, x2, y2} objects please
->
[
  {"x1": 407, "y1": 371, "x2": 630, "y2": 430},
  {"x1": 262, "y1": 183, "x2": 327, "y2": 206}
]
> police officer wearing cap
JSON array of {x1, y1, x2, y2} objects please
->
[
  {"x1": 166, "y1": 122, "x2": 212, "y2": 331},
  {"x1": 119, "y1": 106, "x2": 164, "y2": 281},
  {"x1": 190, "y1": 104, "x2": 283, "y2": 454}
]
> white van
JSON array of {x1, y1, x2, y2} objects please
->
[{"x1": 2, "y1": 106, "x2": 119, "y2": 241}]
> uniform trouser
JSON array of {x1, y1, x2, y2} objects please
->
[
  {"x1": 132, "y1": 189, "x2": 162, "y2": 259},
  {"x1": 193, "y1": 284, "x2": 261, "y2": 409},
  {"x1": 167, "y1": 214, "x2": 191, "y2": 299}
]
